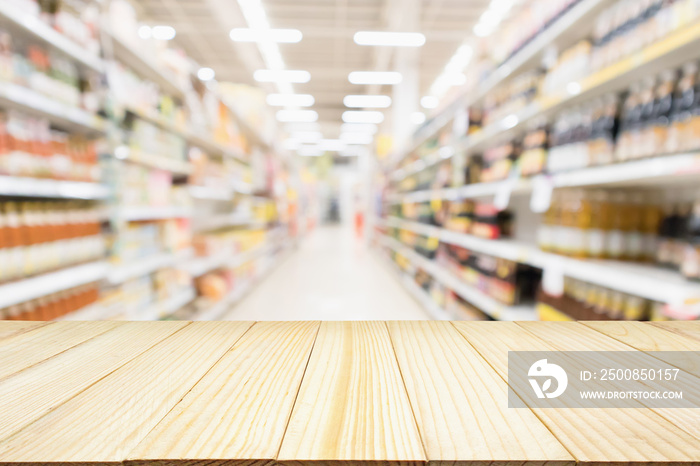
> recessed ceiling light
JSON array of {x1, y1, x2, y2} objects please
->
[
  {"x1": 343, "y1": 95, "x2": 392, "y2": 108},
  {"x1": 138, "y1": 25, "x2": 152, "y2": 39},
  {"x1": 318, "y1": 139, "x2": 346, "y2": 152},
  {"x1": 340, "y1": 132, "x2": 374, "y2": 145},
  {"x1": 348, "y1": 71, "x2": 402, "y2": 85},
  {"x1": 297, "y1": 146, "x2": 323, "y2": 157},
  {"x1": 341, "y1": 123, "x2": 378, "y2": 134},
  {"x1": 410, "y1": 112, "x2": 426, "y2": 125},
  {"x1": 197, "y1": 67, "x2": 216, "y2": 81},
  {"x1": 283, "y1": 139, "x2": 302, "y2": 150},
  {"x1": 266, "y1": 93, "x2": 315, "y2": 107},
  {"x1": 342, "y1": 111, "x2": 385, "y2": 124},
  {"x1": 254, "y1": 70, "x2": 311, "y2": 83},
  {"x1": 353, "y1": 31, "x2": 426, "y2": 47},
  {"x1": 276, "y1": 110, "x2": 318, "y2": 122},
  {"x1": 421, "y1": 96, "x2": 439, "y2": 109},
  {"x1": 151, "y1": 25, "x2": 176, "y2": 41},
  {"x1": 290, "y1": 131, "x2": 323, "y2": 142},
  {"x1": 229, "y1": 28, "x2": 303, "y2": 43}
]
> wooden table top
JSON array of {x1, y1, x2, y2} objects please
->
[{"x1": 0, "y1": 320, "x2": 698, "y2": 465}]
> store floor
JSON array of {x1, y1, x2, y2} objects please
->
[{"x1": 222, "y1": 225, "x2": 430, "y2": 321}]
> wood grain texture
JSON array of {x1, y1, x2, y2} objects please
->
[
  {"x1": 278, "y1": 321, "x2": 426, "y2": 466},
  {"x1": 128, "y1": 321, "x2": 320, "y2": 466},
  {"x1": 652, "y1": 321, "x2": 700, "y2": 341},
  {"x1": 0, "y1": 321, "x2": 48, "y2": 340},
  {"x1": 387, "y1": 321, "x2": 572, "y2": 466},
  {"x1": 0, "y1": 322, "x2": 253, "y2": 463},
  {"x1": 453, "y1": 322, "x2": 700, "y2": 465},
  {"x1": 0, "y1": 320, "x2": 122, "y2": 380},
  {"x1": 0, "y1": 321, "x2": 187, "y2": 442}
]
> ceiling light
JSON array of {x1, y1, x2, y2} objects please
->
[
  {"x1": 410, "y1": 112, "x2": 426, "y2": 125},
  {"x1": 341, "y1": 123, "x2": 378, "y2": 134},
  {"x1": 473, "y1": 23, "x2": 495, "y2": 37},
  {"x1": 353, "y1": 31, "x2": 426, "y2": 47},
  {"x1": 342, "y1": 111, "x2": 385, "y2": 124},
  {"x1": 297, "y1": 146, "x2": 323, "y2": 157},
  {"x1": 343, "y1": 95, "x2": 392, "y2": 108},
  {"x1": 285, "y1": 122, "x2": 320, "y2": 132},
  {"x1": 566, "y1": 82, "x2": 582, "y2": 95},
  {"x1": 151, "y1": 25, "x2": 176, "y2": 41},
  {"x1": 283, "y1": 139, "x2": 301, "y2": 150},
  {"x1": 291, "y1": 131, "x2": 323, "y2": 142},
  {"x1": 340, "y1": 133, "x2": 374, "y2": 145},
  {"x1": 318, "y1": 139, "x2": 346, "y2": 151},
  {"x1": 230, "y1": 28, "x2": 302, "y2": 43},
  {"x1": 276, "y1": 110, "x2": 318, "y2": 123},
  {"x1": 138, "y1": 25, "x2": 152, "y2": 39},
  {"x1": 421, "y1": 96, "x2": 439, "y2": 109},
  {"x1": 254, "y1": 70, "x2": 311, "y2": 83},
  {"x1": 348, "y1": 71, "x2": 402, "y2": 85},
  {"x1": 197, "y1": 67, "x2": 216, "y2": 81},
  {"x1": 266, "y1": 93, "x2": 315, "y2": 107}
]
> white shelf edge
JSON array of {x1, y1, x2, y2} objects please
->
[
  {"x1": 120, "y1": 206, "x2": 194, "y2": 222},
  {"x1": 108, "y1": 249, "x2": 193, "y2": 284},
  {"x1": 184, "y1": 243, "x2": 271, "y2": 278},
  {"x1": 130, "y1": 287, "x2": 196, "y2": 321},
  {"x1": 0, "y1": 261, "x2": 109, "y2": 309},
  {"x1": 378, "y1": 234, "x2": 536, "y2": 321},
  {"x1": 382, "y1": 217, "x2": 700, "y2": 310},
  {"x1": 0, "y1": 2, "x2": 104, "y2": 72},
  {"x1": 0, "y1": 176, "x2": 110, "y2": 199},
  {"x1": 0, "y1": 81, "x2": 106, "y2": 134}
]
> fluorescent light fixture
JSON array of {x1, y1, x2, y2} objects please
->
[
  {"x1": 285, "y1": 122, "x2": 320, "y2": 132},
  {"x1": 502, "y1": 114, "x2": 519, "y2": 129},
  {"x1": 291, "y1": 131, "x2": 323, "y2": 142},
  {"x1": 197, "y1": 67, "x2": 216, "y2": 81},
  {"x1": 473, "y1": 23, "x2": 495, "y2": 37},
  {"x1": 283, "y1": 139, "x2": 302, "y2": 150},
  {"x1": 341, "y1": 123, "x2": 378, "y2": 134},
  {"x1": 276, "y1": 110, "x2": 318, "y2": 123},
  {"x1": 421, "y1": 96, "x2": 439, "y2": 109},
  {"x1": 567, "y1": 81, "x2": 582, "y2": 95},
  {"x1": 348, "y1": 71, "x2": 402, "y2": 85},
  {"x1": 151, "y1": 25, "x2": 176, "y2": 41},
  {"x1": 318, "y1": 139, "x2": 346, "y2": 151},
  {"x1": 254, "y1": 70, "x2": 311, "y2": 83},
  {"x1": 343, "y1": 95, "x2": 392, "y2": 108},
  {"x1": 340, "y1": 132, "x2": 374, "y2": 145},
  {"x1": 230, "y1": 28, "x2": 302, "y2": 43},
  {"x1": 298, "y1": 146, "x2": 323, "y2": 157},
  {"x1": 410, "y1": 112, "x2": 426, "y2": 125},
  {"x1": 114, "y1": 145, "x2": 129, "y2": 160},
  {"x1": 266, "y1": 93, "x2": 315, "y2": 107},
  {"x1": 353, "y1": 31, "x2": 426, "y2": 47},
  {"x1": 340, "y1": 146, "x2": 361, "y2": 157},
  {"x1": 342, "y1": 111, "x2": 385, "y2": 124},
  {"x1": 138, "y1": 25, "x2": 152, "y2": 39}
]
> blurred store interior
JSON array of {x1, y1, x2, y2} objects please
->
[{"x1": 0, "y1": 0, "x2": 699, "y2": 322}]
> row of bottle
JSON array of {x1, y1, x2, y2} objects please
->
[
  {"x1": 539, "y1": 277, "x2": 665, "y2": 321},
  {"x1": 0, "y1": 110, "x2": 100, "y2": 181},
  {"x1": 0, "y1": 201, "x2": 106, "y2": 283},
  {"x1": 538, "y1": 189, "x2": 700, "y2": 280},
  {"x1": 0, "y1": 283, "x2": 100, "y2": 321}
]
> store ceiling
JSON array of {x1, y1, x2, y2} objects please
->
[{"x1": 136, "y1": 0, "x2": 490, "y2": 132}]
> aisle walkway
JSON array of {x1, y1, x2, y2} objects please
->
[{"x1": 222, "y1": 226, "x2": 429, "y2": 320}]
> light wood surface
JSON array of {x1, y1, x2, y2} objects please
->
[
  {"x1": 278, "y1": 321, "x2": 426, "y2": 465},
  {"x1": 453, "y1": 322, "x2": 700, "y2": 464},
  {"x1": 0, "y1": 320, "x2": 698, "y2": 466}
]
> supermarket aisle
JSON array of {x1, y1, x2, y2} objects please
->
[{"x1": 223, "y1": 227, "x2": 430, "y2": 320}]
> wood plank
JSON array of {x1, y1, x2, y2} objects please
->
[
  {"x1": 0, "y1": 321, "x2": 188, "y2": 442},
  {"x1": 277, "y1": 321, "x2": 426, "y2": 466},
  {"x1": 453, "y1": 322, "x2": 700, "y2": 464},
  {"x1": 0, "y1": 321, "x2": 253, "y2": 464},
  {"x1": 0, "y1": 320, "x2": 123, "y2": 380},
  {"x1": 0, "y1": 321, "x2": 48, "y2": 340},
  {"x1": 128, "y1": 321, "x2": 320, "y2": 466},
  {"x1": 387, "y1": 321, "x2": 573, "y2": 466},
  {"x1": 652, "y1": 321, "x2": 700, "y2": 341}
]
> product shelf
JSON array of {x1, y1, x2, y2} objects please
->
[
  {"x1": 192, "y1": 214, "x2": 265, "y2": 233},
  {"x1": 116, "y1": 146, "x2": 193, "y2": 175},
  {"x1": 128, "y1": 287, "x2": 197, "y2": 321},
  {"x1": 387, "y1": 152, "x2": 700, "y2": 205},
  {"x1": 102, "y1": 28, "x2": 186, "y2": 100},
  {"x1": 184, "y1": 243, "x2": 272, "y2": 278},
  {"x1": 119, "y1": 206, "x2": 194, "y2": 222},
  {"x1": 0, "y1": 81, "x2": 106, "y2": 135},
  {"x1": 382, "y1": 217, "x2": 700, "y2": 314},
  {"x1": 390, "y1": 19, "x2": 700, "y2": 184},
  {"x1": 221, "y1": 98, "x2": 272, "y2": 151},
  {"x1": 0, "y1": 261, "x2": 109, "y2": 309},
  {"x1": 386, "y1": 0, "x2": 610, "y2": 171},
  {"x1": 378, "y1": 234, "x2": 537, "y2": 321},
  {"x1": 0, "y1": 2, "x2": 104, "y2": 72},
  {"x1": 108, "y1": 249, "x2": 194, "y2": 285},
  {"x1": 0, "y1": 176, "x2": 111, "y2": 200}
]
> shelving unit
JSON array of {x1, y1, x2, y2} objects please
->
[
  {"x1": 0, "y1": 176, "x2": 110, "y2": 199},
  {"x1": 378, "y1": 234, "x2": 537, "y2": 321},
  {"x1": 108, "y1": 249, "x2": 194, "y2": 285}
]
